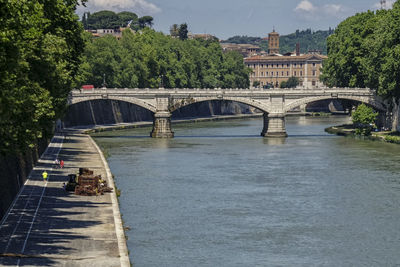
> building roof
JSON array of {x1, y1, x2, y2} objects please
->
[{"x1": 244, "y1": 54, "x2": 327, "y2": 62}]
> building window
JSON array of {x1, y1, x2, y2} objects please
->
[
  {"x1": 261, "y1": 72, "x2": 264, "y2": 77},
  {"x1": 312, "y1": 70, "x2": 316, "y2": 76},
  {"x1": 276, "y1": 72, "x2": 279, "y2": 77},
  {"x1": 312, "y1": 80, "x2": 316, "y2": 86},
  {"x1": 266, "y1": 72, "x2": 269, "y2": 76},
  {"x1": 271, "y1": 72, "x2": 274, "y2": 76},
  {"x1": 313, "y1": 63, "x2": 316, "y2": 67},
  {"x1": 282, "y1": 71, "x2": 284, "y2": 76},
  {"x1": 254, "y1": 64, "x2": 256, "y2": 68},
  {"x1": 294, "y1": 63, "x2": 297, "y2": 67},
  {"x1": 287, "y1": 71, "x2": 289, "y2": 76},
  {"x1": 300, "y1": 63, "x2": 303, "y2": 67},
  {"x1": 300, "y1": 71, "x2": 303, "y2": 76},
  {"x1": 287, "y1": 64, "x2": 290, "y2": 67},
  {"x1": 276, "y1": 64, "x2": 279, "y2": 68},
  {"x1": 261, "y1": 64, "x2": 264, "y2": 68},
  {"x1": 294, "y1": 71, "x2": 297, "y2": 76},
  {"x1": 281, "y1": 64, "x2": 284, "y2": 68}
]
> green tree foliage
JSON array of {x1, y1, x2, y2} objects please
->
[
  {"x1": 178, "y1": 23, "x2": 188, "y2": 40},
  {"x1": 352, "y1": 104, "x2": 378, "y2": 135},
  {"x1": 253, "y1": 81, "x2": 261, "y2": 88},
  {"x1": 321, "y1": 3, "x2": 400, "y2": 101},
  {"x1": 76, "y1": 29, "x2": 250, "y2": 89},
  {"x1": 170, "y1": 24, "x2": 179, "y2": 37},
  {"x1": 86, "y1": 10, "x2": 121, "y2": 29},
  {"x1": 138, "y1": 16, "x2": 154, "y2": 29},
  {"x1": 280, "y1": 77, "x2": 299, "y2": 88},
  {"x1": 118, "y1": 11, "x2": 138, "y2": 27},
  {"x1": 0, "y1": 0, "x2": 85, "y2": 154},
  {"x1": 84, "y1": 10, "x2": 151, "y2": 31}
]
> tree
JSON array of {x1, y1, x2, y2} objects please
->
[
  {"x1": 253, "y1": 81, "x2": 261, "y2": 88},
  {"x1": 138, "y1": 16, "x2": 154, "y2": 29},
  {"x1": 0, "y1": 0, "x2": 86, "y2": 154},
  {"x1": 352, "y1": 104, "x2": 378, "y2": 135},
  {"x1": 117, "y1": 11, "x2": 138, "y2": 27},
  {"x1": 76, "y1": 29, "x2": 251, "y2": 90},
  {"x1": 321, "y1": 5, "x2": 400, "y2": 103},
  {"x1": 178, "y1": 23, "x2": 188, "y2": 40},
  {"x1": 86, "y1": 10, "x2": 120, "y2": 29},
  {"x1": 280, "y1": 77, "x2": 299, "y2": 88},
  {"x1": 170, "y1": 24, "x2": 179, "y2": 37}
]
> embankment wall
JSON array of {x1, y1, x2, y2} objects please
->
[
  {"x1": 63, "y1": 100, "x2": 257, "y2": 127},
  {"x1": 0, "y1": 139, "x2": 48, "y2": 220}
]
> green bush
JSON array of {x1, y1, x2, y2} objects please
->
[{"x1": 352, "y1": 104, "x2": 377, "y2": 136}]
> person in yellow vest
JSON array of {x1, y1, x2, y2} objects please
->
[{"x1": 42, "y1": 170, "x2": 48, "y2": 181}]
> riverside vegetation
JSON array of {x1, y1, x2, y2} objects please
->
[
  {"x1": 321, "y1": 1, "x2": 400, "y2": 137},
  {"x1": 75, "y1": 28, "x2": 251, "y2": 89},
  {"x1": 0, "y1": 0, "x2": 87, "y2": 219}
]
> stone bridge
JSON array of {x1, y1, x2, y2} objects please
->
[{"x1": 68, "y1": 87, "x2": 386, "y2": 137}]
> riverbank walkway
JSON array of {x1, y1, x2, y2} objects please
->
[{"x1": 0, "y1": 133, "x2": 130, "y2": 266}]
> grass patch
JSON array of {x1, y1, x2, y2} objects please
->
[{"x1": 384, "y1": 132, "x2": 400, "y2": 144}]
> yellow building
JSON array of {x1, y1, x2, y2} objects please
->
[{"x1": 244, "y1": 30, "x2": 327, "y2": 88}]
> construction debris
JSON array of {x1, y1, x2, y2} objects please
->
[{"x1": 66, "y1": 168, "x2": 113, "y2": 196}]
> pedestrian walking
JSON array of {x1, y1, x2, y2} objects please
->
[
  {"x1": 55, "y1": 158, "x2": 60, "y2": 168},
  {"x1": 42, "y1": 171, "x2": 48, "y2": 181},
  {"x1": 60, "y1": 159, "x2": 64, "y2": 169}
]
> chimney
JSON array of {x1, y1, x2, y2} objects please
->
[{"x1": 296, "y1": 43, "x2": 300, "y2": 56}]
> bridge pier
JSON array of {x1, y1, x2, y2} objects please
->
[
  {"x1": 261, "y1": 113, "x2": 288, "y2": 137},
  {"x1": 150, "y1": 112, "x2": 174, "y2": 138}
]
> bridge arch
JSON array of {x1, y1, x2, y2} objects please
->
[
  {"x1": 68, "y1": 96, "x2": 157, "y2": 113},
  {"x1": 284, "y1": 95, "x2": 386, "y2": 113},
  {"x1": 168, "y1": 96, "x2": 272, "y2": 114}
]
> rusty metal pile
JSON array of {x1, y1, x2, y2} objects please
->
[{"x1": 66, "y1": 168, "x2": 113, "y2": 196}]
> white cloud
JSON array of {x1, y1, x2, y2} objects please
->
[
  {"x1": 80, "y1": 0, "x2": 161, "y2": 14},
  {"x1": 322, "y1": 4, "x2": 344, "y2": 16},
  {"x1": 373, "y1": 0, "x2": 395, "y2": 9},
  {"x1": 295, "y1": 0, "x2": 316, "y2": 13},
  {"x1": 294, "y1": 0, "x2": 346, "y2": 20}
]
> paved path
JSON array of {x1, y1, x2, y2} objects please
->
[{"x1": 0, "y1": 133, "x2": 130, "y2": 266}]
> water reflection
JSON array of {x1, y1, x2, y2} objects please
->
[{"x1": 263, "y1": 137, "x2": 286, "y2": 145}]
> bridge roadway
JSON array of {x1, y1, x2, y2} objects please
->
[
  {"x1": 68, "y1": 87, "x2": 386, "y2": 137},
  {"x1": 0, "y1": 133, "x2": 130, "y2": 267}
]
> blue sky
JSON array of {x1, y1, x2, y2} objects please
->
[{"x1": 77, "y1": 0, "x2": 395, "y2": 39}]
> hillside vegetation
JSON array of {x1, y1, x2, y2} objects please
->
[{"x1": 224, "y1": 28, "x2": 334, "y2": 54}]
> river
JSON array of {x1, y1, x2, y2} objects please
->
[{"x1": 92, "y1": 116, "x2": 400, "y2": 266}]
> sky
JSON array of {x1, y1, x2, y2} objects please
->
[{"x1": 76, "y1": 0, "x2": 396, "y2": 39}]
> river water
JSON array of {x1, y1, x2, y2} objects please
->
[{"x1": 92, "y1": 116, "x2": 400, "y2": 266}]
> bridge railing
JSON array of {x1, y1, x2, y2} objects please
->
[{"x1": 71, "y1": 86, "x2": 374, "y2": 94}]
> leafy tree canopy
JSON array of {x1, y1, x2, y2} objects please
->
[
  {"x1": 352, "y1": 104, "x2": 378, "y2": 135},
  {"x1": 75, "y1": 28, "x2": 251, "y2": 90},
  {"x1": 280, "y1": 77, "x2": 299, "y2": 88},
  {"x1": 83, "y1": 10, "x2": 152, "y2": 31},
  {"x1": 0, "y1": 0, "x2": 85, "y2": 154},
  {"x1": 321, "y1": 3, "x2": 400, "y2": 102}
]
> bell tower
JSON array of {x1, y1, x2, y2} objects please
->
[{"x1": 268, "y1": 29, "x2": 280, "y2": 55}]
